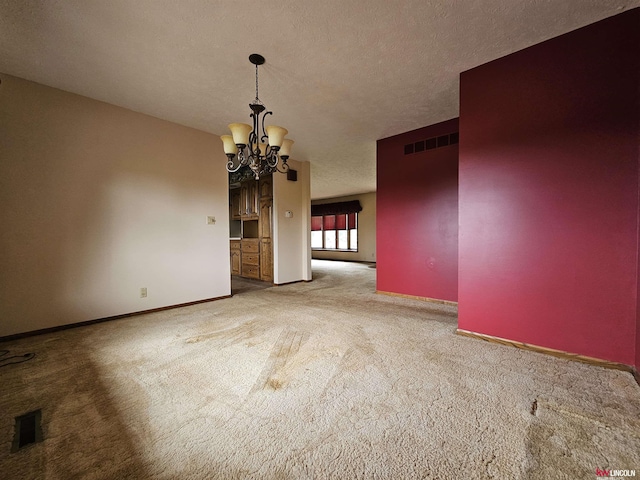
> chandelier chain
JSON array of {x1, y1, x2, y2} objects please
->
[{"x1": 255, "y1": 64, "x2": 259, "y2": 103}]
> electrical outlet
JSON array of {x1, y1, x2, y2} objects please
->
[
  {"x1": 140, "y1": 287, "x2": 147, "y2": 298},
  {"x1": 207, "y1": 216, "x2": 216, "y2": 225}
]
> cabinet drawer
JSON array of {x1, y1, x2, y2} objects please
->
[
  {"x1": 230, "y1": 240, "x2": 241, "y2": 251},
  {"x1": 241, "y1": 240, "x2": 259, "y2": 253},
  {"x1": 242, "y1": 264, "x2": 260, "y2": 279},
  {"x1": 242, "y1": 254, "x2": 259, "y2": 265}
]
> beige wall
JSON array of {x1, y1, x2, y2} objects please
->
[
  {"x1": 273, "y1": 159, "x2": 312, "y2": 284},
  {"x1": 0, "y1": 74, "x2": 231, "y2": 337},
  {"x1": 311, "y1": 192, "x2": 376, "y2": 262}
]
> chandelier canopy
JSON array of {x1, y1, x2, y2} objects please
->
[{"x1": 221, "y1": 54, "x2": 293, "y2": 179}]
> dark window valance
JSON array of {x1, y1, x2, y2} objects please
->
[{"x1": 311, "y1": 200, "x2": 362, "y2": 216}]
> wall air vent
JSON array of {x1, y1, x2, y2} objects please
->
[{"x1": 403, "y1": 132, "x2": 459, "y2": 155}]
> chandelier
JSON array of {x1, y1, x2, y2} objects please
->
[{"x1": 221, "y1": 54, "x2": 293, "y2": 179}]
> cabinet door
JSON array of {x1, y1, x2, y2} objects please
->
[
  {"x1": 230, "y1": 249, "x2": 241, "y2": 275},
  {"x1": 259, "y1": 197, "x2": 272, "y2": 239},
  {"x1": 240, "y1": 183, "x2": 249, "y2": 217},
  {"x1": 259, "y1": 174, "x2": 273, "y2": 198},
  {"x1": 241, "y1": 180, "x2": 259, "y2": 219},
  {"x1": 260, "y1": 238, "x2": 273, "y2": 282},
  {"x1": 248, "y1": 181, "x2": 259, "y2": 217},
  {"x1": 231, "y1": 189, "x2": 241, "y2": 220}
]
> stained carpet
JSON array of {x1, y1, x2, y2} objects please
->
[{"x1": 1, "y1": 260, "x2": 639, "y2": 479}]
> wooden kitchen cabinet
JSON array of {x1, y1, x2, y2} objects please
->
[
  {"x1": 241, "y1": 239, "x2": 260, "y2": 279},
  {"x1": 241, "y1": 180, "x2": 259, "y2": 219},
  {"x1": 230, "y1": 174, "x2": 273, "y2": 283}
]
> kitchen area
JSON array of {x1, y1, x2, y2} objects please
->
[{"x1": 229, "y1": 171, "x2": 273, "y2": 283}]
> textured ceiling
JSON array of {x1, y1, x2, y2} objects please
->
[{"x1": 1, "y1": 1, "x2": 638, "y2": 199}]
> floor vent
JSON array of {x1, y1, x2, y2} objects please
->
[
  {"x1": 12, "y1": 409, "x2": 43, "y2": 452},
  {"x1": 404, "y1": 131, "x2": 459, "y2": 155}
]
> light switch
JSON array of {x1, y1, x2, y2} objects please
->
[{"x1": 285, "y1": 211, "x2": 293, "y2": 218}]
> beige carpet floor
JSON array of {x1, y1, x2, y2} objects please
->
[{"x1": 1, "y1": 259, "x2": 639, "y2": 479}]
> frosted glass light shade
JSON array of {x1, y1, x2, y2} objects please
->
[
  {"x1": 220, "y1": 135, "x2": 238, "y2": 155},
  {"x1": 280, "y1": 139, "x2": 294, "y2": 157},
  {"x1": 228, "y1": 123, "x2": 252, "y2": 145},
  {"x1": 265, "y1": 125, "x2": 288, "y2": 148}
]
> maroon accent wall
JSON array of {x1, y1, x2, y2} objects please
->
[
  {"x1": 459, "y1": 9, "x2": 640, "y2": 366},
  {"x1": 637, "y1": 166, "x2": 640, "y2": 371},
  {"x1": 377, "y1": 118, "x2": 458, "y2": 302}
]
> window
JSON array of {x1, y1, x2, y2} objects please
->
[
  {"x1": 311, "y1": 213, "x2": 358, "y2": 251},
  {"x1": 311, "y1": 200, "x2": 362, "y2": 252}
]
